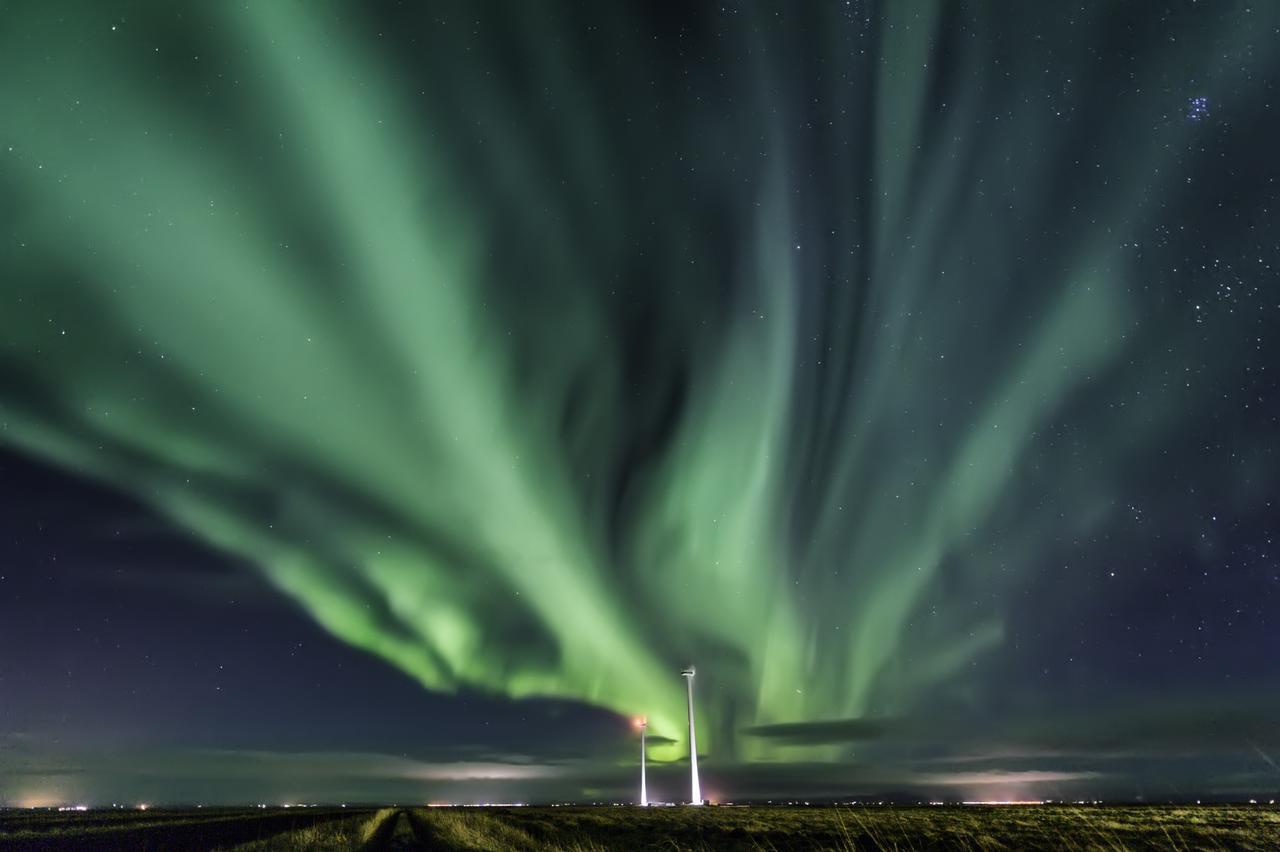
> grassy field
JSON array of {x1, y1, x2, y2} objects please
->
[
  {"x1": 0, "y1": 807, "x2": 382, "y2": 851},
  {"x1": 3, "y1": 804, "x2": 1278, "y2": 850},
  {"x1": 402, "y1": 805, "x2": 1280, "y2": 851}
]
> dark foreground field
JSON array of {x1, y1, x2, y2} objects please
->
[{"x1": 3, "y1": 804, "x2": 1278, "y2": 851}]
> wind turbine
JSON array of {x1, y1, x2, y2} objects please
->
[
  {"x1": 632, "y1": 716, "x2": 649, "y2": 806},
  {"x1": 681, "y1": 667, "x2": 702, "y2": 805}
]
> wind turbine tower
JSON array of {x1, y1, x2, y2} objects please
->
[
  {"x1": 634, "y1": 716, "x2": 648, "y2": 806},
  {"x1": 681, "y1": 666, "x2": 702, "y2": 805}
]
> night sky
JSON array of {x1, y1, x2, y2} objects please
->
[{"x1": 2, "y1": 0, "x2": 1279, "y2": 806}]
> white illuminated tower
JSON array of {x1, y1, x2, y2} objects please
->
[
  {"x1": 634, "y1": 716, "x2": 648, "y2": 806},
  {"x1": 681, "y1": 666, "x2": 702, "y2": 805}
]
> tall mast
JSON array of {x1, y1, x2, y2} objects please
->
[
  {"x1": 681, "y1": 667, "x2": 701, "y2": 805},
  {"x1": 636, "y1": 717, "x2": 648, "y2": 806}
]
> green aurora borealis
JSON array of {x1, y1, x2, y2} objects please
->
[{"x1": 3, "y1": 0, "x2": 1278, "y2": 782}]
